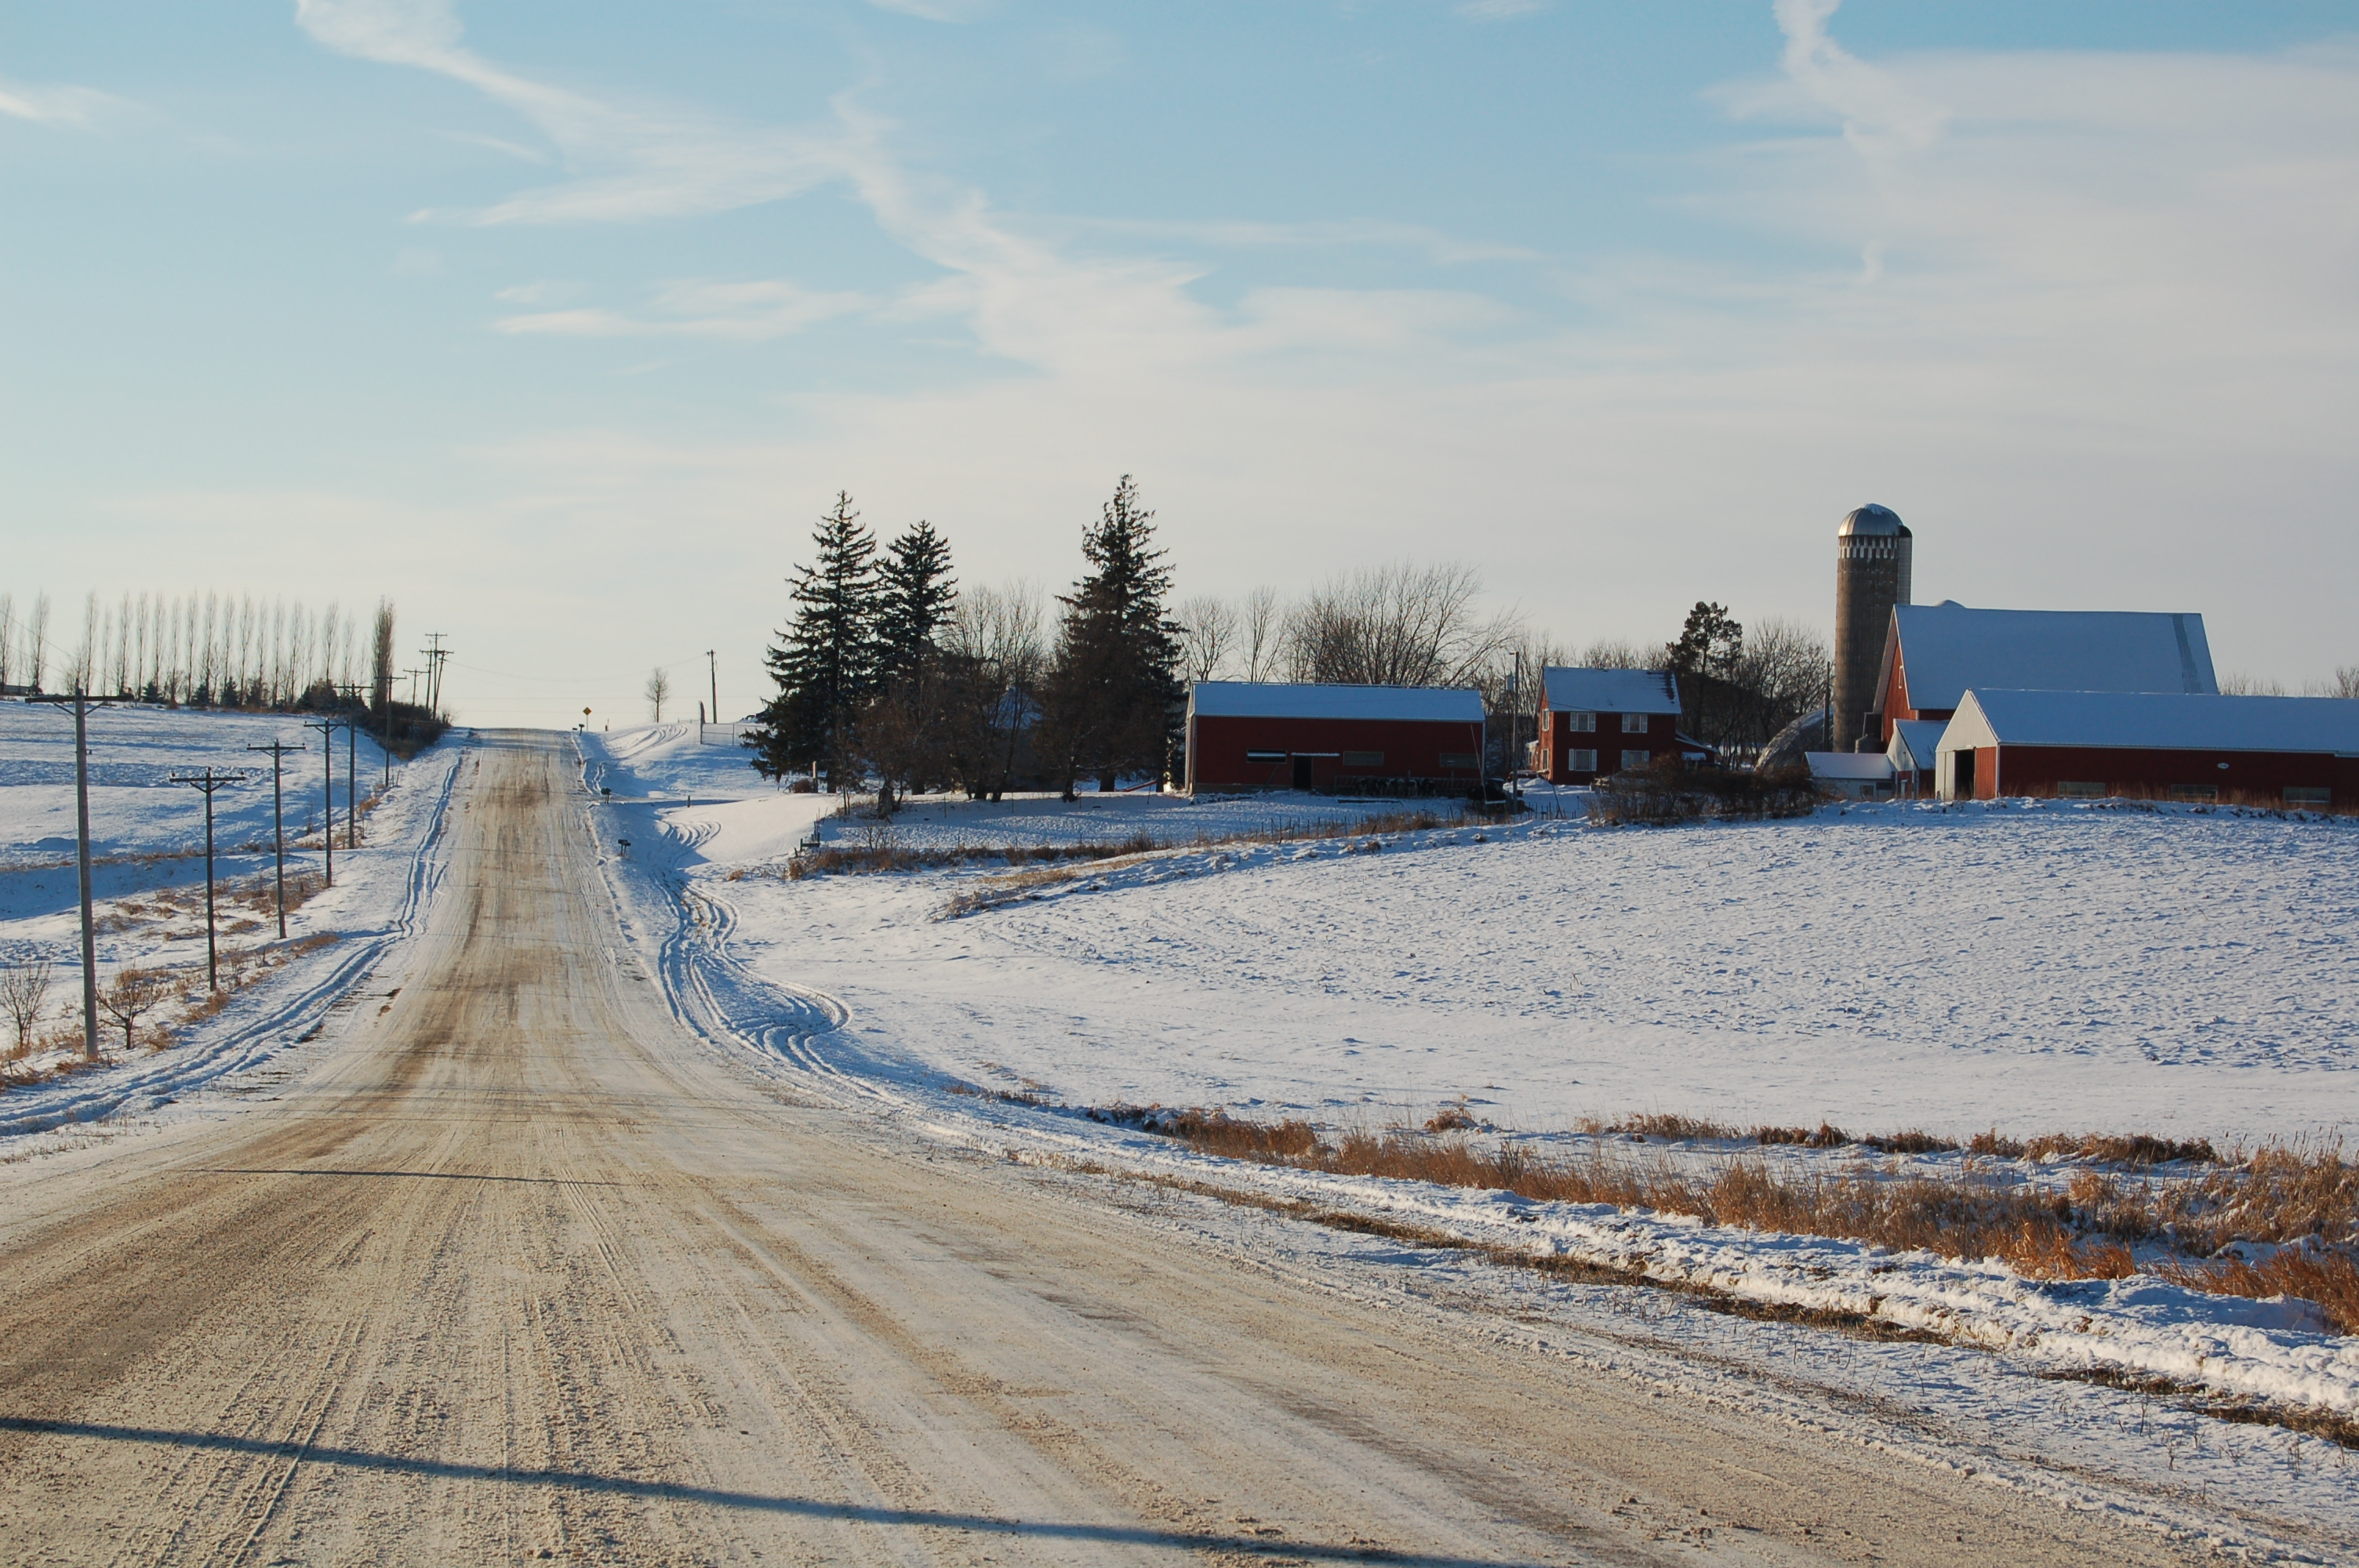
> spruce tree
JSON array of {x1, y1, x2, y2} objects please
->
[
  {"x1": 1043, "y1": 476, "x2": 1183, "y2": 797},
  {"x1": 874, "y1": 520, "x2": 958, "y2": 688},
  {"x1": 748, "y1": 492, "x2": 881, "y2": 783}
]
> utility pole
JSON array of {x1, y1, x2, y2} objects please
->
[
  {"x1": 245, "y1": 739, "x2": 305, "y2": 939},
  {"x1": 420, "y1": 634, "x2": 450, "y2": 720},
  {"x1": 30, "y1": 688, "x2": 114, "y2": 1061},
  {"x1": 302, "y1": 716, "x2": 346, "y2": 886},
  {"x1": 707, "y1": 650, "x2": 718, "y2": 734},
  {"x1": 167, "y1": 768, "x2": 245, "y2": 990},
  {"x1": 347, "y1": 715, "x2": 358, "y2": 848}
]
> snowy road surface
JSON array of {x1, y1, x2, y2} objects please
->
[{"x1": 0, "y1": 732, "x2": 2260, "y2": 1565}]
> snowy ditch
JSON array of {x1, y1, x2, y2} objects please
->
[
  {"x1": 569, "y1": 727, "x2": 2359, "y2": 1450},
  {"x1": 566, "y1": 724, "x2": 2359, "y2": 1452},
  {"x1": 0, "y1": 702, "x2": 463, "y2": 1141}
]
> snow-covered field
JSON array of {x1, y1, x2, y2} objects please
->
[
  {"x1": 0, "y1": 699, "x2": 460, "y2": 1139},
  {"x1": 574, "y1": 721, "x2": 2359, "y2": 1531},
  {"x1": 620, "y1": 737, "x2": 2359, "y2": 1144}
]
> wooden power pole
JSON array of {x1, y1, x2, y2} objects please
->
[
  {"x1": 245, "y1": 739, "x2": 305, "y2": 938},
  {"x1": 30, "y1": 688, "x2": 114, "y2": 1060},
  {"x1": 167, "y1": 768, "x2": 246, "y2": 990}
]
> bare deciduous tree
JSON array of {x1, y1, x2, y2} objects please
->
[
  {"x1": 1282, "y1": 562, "x2": 1521, "y2": 689},
  {"x1": 645, "y1": 666, "x2": 674, "y2": 722},
  {"x1": 26, "y1": 592, "x2": 51, "y2": 692},
  {"x1": 1240, "y1": 586, "x2": 1283, "y2": 682},
  {"x1": 96, "y1": 967, "x2": 169, "y2": 1054},
  {"x1": 1574, "y1": 637, "x2": 1663, "y2": 671},
  {"x1": 2219, "y1": 672, "x2": 2288, "y2": 696},
  {"x1": 942, "y1": 581, "x2": 1047, "y2": 800},
  {"x1": 2331, "y1": 666, "x2": 2359, "y2": 700},
  {"x1": 1173, "y1": 594, "x2": 1238, "y2": 684},
  {"x1": 2, "y1": 957, "x2": 53, "y2": 1053}
]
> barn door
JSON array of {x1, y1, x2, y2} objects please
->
[{"x1": 1292, "y1": 756, "x2": 1314, "y2": 790}]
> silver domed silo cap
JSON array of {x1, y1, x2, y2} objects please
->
[{"x1": 1837, "y1": 503, "x2": 1910, "y2": 537}]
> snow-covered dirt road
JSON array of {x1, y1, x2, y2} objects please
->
[{"x1": 0, "y1": 731, "x2": 2261, "y2": 1566}]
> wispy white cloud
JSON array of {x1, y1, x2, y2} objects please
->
[
  {"x1": 1760, "y1": 0, "x2": 1949, "y2": 158},
  {"x1": 1078, "y1": 216, "x2": 1538, "y2": 266},
  {"x1": 296, "y1": 0, "x2": 851, "y2": 223},
  {"x1": 1455, "y1": 0, "x2": 1547, "y2": 20},
  {"x1": 278, "y1": 0, "x2": 2359, "y2": 692},
  {"x1": 0, "y1": 77, "x2": 134, "y2": 129},
  {"x1": 495, "y1": 278, "x2": 874, "y2": 341},
  {"x1": 862, "y1": 0, "x2": 994, "y2": 20}
]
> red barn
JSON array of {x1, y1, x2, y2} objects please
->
[
  {"x1": 1871, "y1": 603, "x2": 2216, "y2": 747},
  {"x1": 1184, "y1": 682, "x2": 1486, "y2": 794},
  {"x1": 1935, "y1": 690, "x2": 2359, "y2": 808},
  {"x1": 1529, "y1": 668, "x2": 1683, "y2": 785}
]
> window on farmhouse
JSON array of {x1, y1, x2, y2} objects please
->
[
  {"x1": 1439, "y1": 753, "x2": 1480, "y2": 769},
  {"x1": 1564, "y1": 711, "x2": 1596, "y2": 732},
  {"x1": 1622, "y1": 713, "x2": 1648, "y2": 734},
  {"x1": 1566, "y1": 749, "x2": 1598, "y2": 773},
  {"x1": 2057, "y1": 781, "x2": 2104, "y2": 799},
  {"x1": 1620, "y1": 750, "x2": 1650, "y2": 770},
  {"x1": 1341, "y1": 750, "x2": 1383, "y2": 768},
  {"x1": 2285, "y1": 786, "x2": 2332, "y2": 807}
]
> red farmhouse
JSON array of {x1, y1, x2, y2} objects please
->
[
  {"x1": 1184, "y1": 682, "x2": 1486, "y2": 794},
  {"x1": 1936, "y1": 690, "x2": 2359, "y2": 808},
  {"x1": 1871, "y1": 603, "x2": 2216, "y2": 748},
  {"x1": 1529, "y1": 668, "x2": 1683, "y2": 786}
]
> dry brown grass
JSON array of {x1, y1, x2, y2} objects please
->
[
  {"x1": 1126, "y1": 1110, "x2": 2359, "y2": 1332},
  {"x1": 796, "y1": 804, "x2": 1474, "y2": 887}
]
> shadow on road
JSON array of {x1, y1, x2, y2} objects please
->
[{"x1": 0, "y1": 1417, "x2": 1549, "y2": 1565}]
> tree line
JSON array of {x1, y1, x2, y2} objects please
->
[
  {"x1": 0, "y1": 589, "x2": 411, "y2": 716},
  {"x1": 748, "y1": 477, "x2": 1179, "y2": 804},
  {"x1": 747, "y1": 480, "x2": 1844, "y2": 801}
]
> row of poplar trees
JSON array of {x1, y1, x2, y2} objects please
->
[{"x1": 747, "y1": 477, "x2": 1183, "y2": 805}]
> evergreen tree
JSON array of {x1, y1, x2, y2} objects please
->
[
  {"x1": 1041, "y1": 476, "x2": 1183, "y2": 798},
  {"x1": 1667, "y1": 601, "x2": 1743, "y2": 750},
  {"x1": 873, "y1": 520, "x2": 958, "y2": 687},
  {"x1": 748, "y1": 492, "x2": 881, "y2": 783}
]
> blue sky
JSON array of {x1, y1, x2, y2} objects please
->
[{"x1": 5, "y1": 1, "x2": 2355, "y2": 725}]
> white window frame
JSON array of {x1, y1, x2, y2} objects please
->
[
  {"x1": 1565, "y1": 748, "x2": 1598, "y2": 773},
  {"x1": 1619, "y1": 749, "x2": 1650, "y2": 770},
  {"x1": 1621, "y1": 712, "x2": 1649, "y2": 735},
  {"x1": 1563, "y1": 710, "x2": 1597, "y2": 732}
]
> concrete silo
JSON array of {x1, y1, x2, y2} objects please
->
[{"x1": 1833, "y1": 503, "x2": 1912, "y2": 752}]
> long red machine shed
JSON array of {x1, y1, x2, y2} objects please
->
[
  {"x1": 1185, "y1": 682, "x2": 1486, "y2": 793},
  {"x1": 1936, "y1": 689, "x2": 2359, "y2": 808}
]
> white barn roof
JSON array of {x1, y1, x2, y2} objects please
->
[
  {"x1": 1886, "y1": 719, "x2": 1947, "y2": 771},
  {"x1": 1187, "y1": 681, "x2": 1484, "y2": 723},
  {"x1": 1539, "y1": 667, "x2": 1681, "y2": 716},
  {"x1": 1806, "y1": 751, "x2": 1896, "y2": 782},
  {"x1": 1881, "y1": 604, "x2": 2217, "y2": 713},
  {"x1": 1937, "y1": 690, "x2": 2359, "y2": 755}
]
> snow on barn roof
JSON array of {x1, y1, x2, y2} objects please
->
[
  {"x1": 1938, "y1": 690, "x2": 2359, "y2": 754},
  {"x1": 1539, "y1": 667, "x2": 1681, "y2": 716},
  {"x1": 1887, "y1": 720, "x2": 1947, "y2": 771},
  {"x1": 1879, "y1": 604, "x2": 2216, "y2": 713},
  {"x1": 1187, "y1": 681, "x2": 1485, "y2": 722}
]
